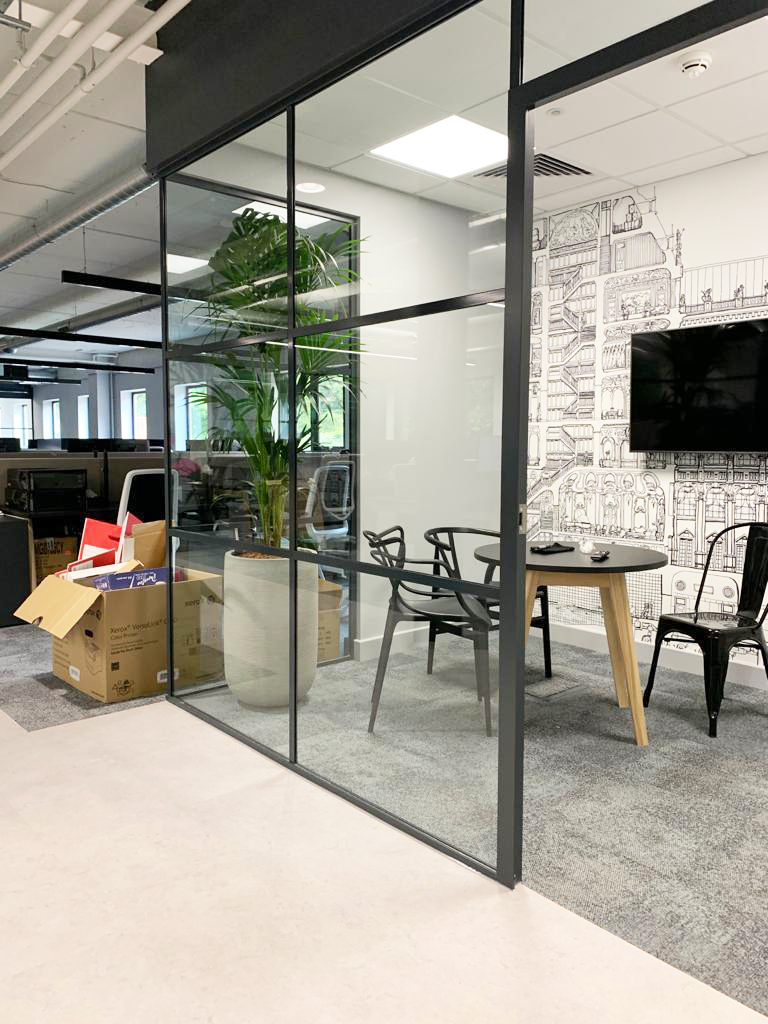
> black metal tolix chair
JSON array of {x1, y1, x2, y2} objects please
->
[
  {"x1": 364, "y1": 525, "x2": 495, "y2": 736},
  {"x1": 643, "y1": 522, "x2": 768, "y2": 737}
]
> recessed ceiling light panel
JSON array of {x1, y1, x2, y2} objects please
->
[
  {"x1": 296, "y1": 181, "x2": 326, "y2": 194},
  {"x1": 233, "y1": 199, "x2": 328, "y2": 230},
  {"x1": 166, "y1": 254, "x2": 209, "y2": 275},
  {"x1": 370, "y1": 115, "x2": 508, "y2": 178}
]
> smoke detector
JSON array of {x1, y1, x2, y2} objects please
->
[{"x1": 680, "y1": 52, "x2": 712, "y2": 79}]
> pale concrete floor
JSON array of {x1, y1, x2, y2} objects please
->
[{"x1": 0, "y1": 701, "x2": 761, "y2": 1024}]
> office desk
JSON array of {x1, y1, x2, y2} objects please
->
[{"x1": 474, "y1": 542, "x2": 668, "y2": 747}]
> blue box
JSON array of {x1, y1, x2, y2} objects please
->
[{"x1": 93, "y1": 568, "x2": 169, "y2": 592}]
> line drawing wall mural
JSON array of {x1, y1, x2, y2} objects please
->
[{"x1": 527, "y1": 184, "x2": 768, "y2": 668}]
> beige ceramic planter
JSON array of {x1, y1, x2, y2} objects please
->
[{"x1": 223, "y1": 550, "x2": 318, "y2": 707}]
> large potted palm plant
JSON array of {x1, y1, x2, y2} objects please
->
[{"x1": 196, "y1": 207, "x2": 358, "y2": 708}]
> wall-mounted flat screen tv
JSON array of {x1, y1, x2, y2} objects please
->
[{"x1": 630, "y1": 318, "x2": 768, "y2": 453}]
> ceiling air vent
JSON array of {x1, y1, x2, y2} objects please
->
[{"x1": 474, "y1": 154, "x2": 592, "y2": 179}]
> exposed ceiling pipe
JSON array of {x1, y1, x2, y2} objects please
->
[
  {"x1": 0, "y1": 0, "x2": 139, "y2": 140},
  {"x1": 0, "y1": 0, "x2": 92, "y2": 102},
  {"x1": 0, "y1": 163, "x2": 154, "y2": 272},
  {"x1": 0, "y1": 0, "x2": 194, "y2": 173}
]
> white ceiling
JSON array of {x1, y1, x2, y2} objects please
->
[
  {"x1": 236, "y1": 5, "x2": 768, "y2": 222},
  {"x1": 3, "y1": 1, "x2": 768, "y2": 364},
  {"x1": 0, "y1": 1, "x2": 163, "y2": 362}
]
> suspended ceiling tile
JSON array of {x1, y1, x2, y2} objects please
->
[
  {"x1": 362, "y1": 7, "x2": 509, "y2": 112},
  {"x1": 623, "y1": 146, "x2": 745, "y2": 187},
  {"x1": 417, "y1": 181, "x2": 504, "y2": 214},
  {"x1": 476, "y1": 0, "x2": 511, "y2": 22},
  {"x1": 549, "y1": 110, "x2": 723, "y2": 178},
  {"x1": 464, "y1": 93, "x2": 507, "y2": 134},
  {"x1": 522, "y1": 0, "x2": 702, "y2": 66},
  {"x1": 670, "y1": 71, "x2": 768, "y2": 143},
  {"x1": 296, "y1": 77, "x2": 444, "y2": 155},
  {"x1": 535, "y1": 177, "x2": 632, "y2": 212},
  {"x1": 535, "y1": 82, "x2": 654, "y2": 149},
  {"x1": 331, "y1": 155, "x2": 444, "y2": 194},
  {"x1": 739, "y1": 133, "x2": 768, "y2": 155},
  {"x1": 522, "y1": 35, "x2": 568, "y2": 80},
  {"x1": 230, "y1": 118, "x2": 288, "y2": 157},
  {"x1": 618, "y1": 19, "x2": 768, "y2": 108}
]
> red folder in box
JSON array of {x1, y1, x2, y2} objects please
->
[
  {"x1": 64, "y1": 548, "x2": 117, "y2": 575},
  {"x1": 78, "y1": 518, "x2": 121, "y2": 561}
]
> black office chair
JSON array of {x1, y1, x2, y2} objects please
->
[
  {"x1": 364, "y1": 525, "x2": 495, "y2": 736},
  {"x1": 423, "y1": 526, "x2": 552, "y2": 679},
  {"x1": 643, "y1": 522, "x2": 768, "y2": 737}
]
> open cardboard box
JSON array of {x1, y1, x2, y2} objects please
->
[{"x1": 16, "y1": 538, "x2": 223, "y2": 704}]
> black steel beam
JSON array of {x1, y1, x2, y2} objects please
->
[{"x1": 0, "y1": 323, "x2": 162, "y2": 349}]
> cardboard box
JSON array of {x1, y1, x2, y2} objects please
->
[
  {"x1": 34, "y1": 536, "x2": 78, "y2": 583},
  {"x1": 122, "y1": 520, "x2": 166, "y2": 569},
  {"x1": 16, "y1": 569, "x2": 223, "y2": 704},
  {"x1": 318, "y1": 579, "x2": 343, "y2": 663}
]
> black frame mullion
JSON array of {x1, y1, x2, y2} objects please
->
[
  {"x1": 160, "y1": 176, "x2": 177, "y2": 700},
  {"x1": 287, "y1": 108, "x2": 299, "y2": 765}
]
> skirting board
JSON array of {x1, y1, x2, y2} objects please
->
[
  {"x1": 352, "y1": 621, "x2": 768, "y2": 693},
  {"x1": 549, "y1": 621, "x2": 768, "y2": 693}
]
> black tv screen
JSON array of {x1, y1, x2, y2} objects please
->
[{"x1": 630, "y1": 319, "x2": 768, "y2": 453}]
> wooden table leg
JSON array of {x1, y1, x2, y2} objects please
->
[
  {"x1": 599, "y1": 583, "x2": 630, "y2": 709},
  {"x1": 524, "y1": 570, "x2": 539, "y2": 646},
  {"x1": 607, "y1": 573, "x2": 649, "y2": 747}
]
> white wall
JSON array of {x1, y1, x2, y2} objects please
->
[
  {"x1": 32, "y1": 371, "x2": 98, "y2": 439},
  {"x1": 29, "y1": 349, "x2": 163, "y2": 443},
  {"x1": 528, "y1": 151, "x2": 768, "y2": 688}
]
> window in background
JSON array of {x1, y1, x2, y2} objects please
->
[
  {"x1": 42, "y1": 398, "x2": 61, "y2": 440},
  {"x1": 77, "y1": 394, "x2": 90, "y2": 439},
  {"x1": 7, "y1": 400, "x2": 31, "y2": 448},
  {"x1": 121, "y1": 388, "x2": 148, "y2": 440},
  {"x1": 185, "y1": 383, "x2": 208, "y2": 443},
  {"x1": 296, "y1": 373, "x2": 348, "y2": 451}
]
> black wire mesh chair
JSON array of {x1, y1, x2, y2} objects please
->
[
  {"x1": 643, "y1": 522, "x2": 768, "y2": 737},
  {"x1": 364, "y1": 525, "x2": 495, "y2": 736},
  {"x1": 424, "y1": 526, "x2": 552, "y2": 679}
]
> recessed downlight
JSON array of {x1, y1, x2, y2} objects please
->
[{"x1": 296, "y1": 181, "x2": 326, "y2": 194}]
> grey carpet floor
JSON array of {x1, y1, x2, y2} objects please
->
[
  {"x1": 0, "y1": 624, "x2": 160, "y2": 730},
  {"x1": 183, "y1": 634, "x2": 768, "y2": 1016}
]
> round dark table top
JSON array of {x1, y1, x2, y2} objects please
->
[{"x1": 474, "y1": 541, "x2": 668, "y2": 574}]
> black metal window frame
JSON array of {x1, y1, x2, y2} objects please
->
[{"x1": 159, "y1": 0, "x2": 768, "y2": 890}]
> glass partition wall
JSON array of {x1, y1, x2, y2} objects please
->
[
  {"x1": 162, "y1": 1, "x2": 514, "y2": 877},
  {"x1": 160, "y1": 0, "x2": 764, "y2": 888}
]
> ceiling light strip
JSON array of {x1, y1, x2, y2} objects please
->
[{"x1": 0, "y1": 324, "x2": 161, "y2": 349}]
